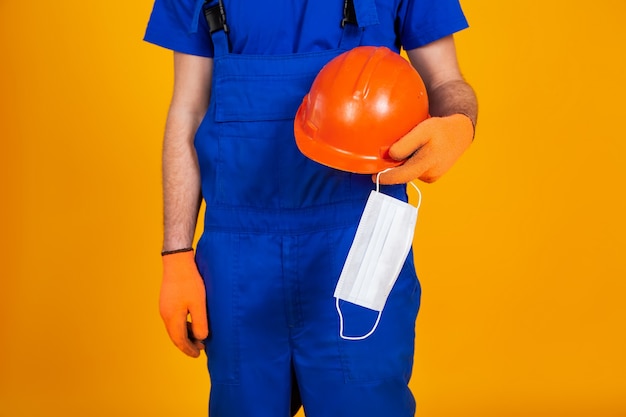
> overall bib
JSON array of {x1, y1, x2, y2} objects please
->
[{"x1": 193, "y1": 1, "x2": 421, "y2": 415}]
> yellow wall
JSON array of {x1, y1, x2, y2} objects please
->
[{"x1": 1, "y1": 1, "x2": 625, "y2": 416}]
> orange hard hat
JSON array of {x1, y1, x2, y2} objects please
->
[{"x1": 294, "y1": 46, "x2": 429, "y2": 174}]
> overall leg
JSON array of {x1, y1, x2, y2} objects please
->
[
  {"x1": 290, "y1": 226, "x2": 421, "y2": 417},
  {"x1": 195, "y1": 231, "x2": 294, "y2": 417}
]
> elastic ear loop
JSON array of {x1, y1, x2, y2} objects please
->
[
  {"x1": 335, "y1": 170, "x2": 422, "y2": 341},
  {"x1": 375, "y1": 168, "x2": 422, "y2": 210},
  {"x1": 336, "y1": 298, "x2": 382, "y2": 341}
]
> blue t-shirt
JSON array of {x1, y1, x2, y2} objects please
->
[{"x1": 144, "y1": 0, "x2": 468, "y2": 57}]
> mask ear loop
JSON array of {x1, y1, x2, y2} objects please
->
[
  {"x1": 375, "y1": 169, "x2": 390, "y2": 193},
  {"x1": 409, "y1": 181, "x2": 422, "y2": 211},
  {"x1": 375, "y1": 169, "x2": 422, "y2": 211},
  {"x1": 336, "y1": 298, "x2": 383, "y2": 341}
]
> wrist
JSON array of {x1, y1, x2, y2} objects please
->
[
  {"x1": 161, "y1": 247, "x2": 194, "y2": 256},
  {"x1": 162, "y1": 235, "x2": 195, "y2": 254}
]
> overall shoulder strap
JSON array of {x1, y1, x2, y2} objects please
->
[
  {"x1": 202, "y1": 0, "x2": 230, "y2": 56},
  {"x1": 340, "y1": 0, "x2": 379, "y2": 49}
]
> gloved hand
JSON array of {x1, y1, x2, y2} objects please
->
[
  {"x1": 376, "y1": 113, "x2": 474, "y2": 184},
  {"x1": 160, "y1": 249, "x2": 209, "y2": 358}
]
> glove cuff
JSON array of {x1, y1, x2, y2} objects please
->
[{"x1": 453, "y1": 112, "x2": 476, "y2": 140}]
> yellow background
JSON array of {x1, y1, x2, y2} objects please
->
[{"x1": 1, "y1": 1, "x2": 625, "y2": 416}]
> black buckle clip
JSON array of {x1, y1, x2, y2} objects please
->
[
  {"x1": 341, "y1": 0, "x2": 357, "y2": 27},
  {"x1": 204, "y1": 0, "x2": 229, "y2": 34}
]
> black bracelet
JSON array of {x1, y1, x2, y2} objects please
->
[{"x1": 161, "y1": 247, "x2": 193, "y2": 256}]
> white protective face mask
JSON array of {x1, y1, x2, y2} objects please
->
[{"x1": 334, "y1": 172, "x2": 422, "y2": 340}]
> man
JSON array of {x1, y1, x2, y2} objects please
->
[{"x1": 145, "y1": 0, "x2": 477, "y2": 416}]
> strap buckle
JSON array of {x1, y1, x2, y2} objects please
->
[
  {"x1": 204, "y1": 0, "x2": 229, "y2": 34},
  {"x1": 341, "y1": 0, "x2": 357, "y2": 27}
]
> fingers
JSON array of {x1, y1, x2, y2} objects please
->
[
  {"x1": 387, "y1": 120, "x2": 433, "y2": 161},
  {"x1": 376, "y1": 115, "x2": 473, "y2": 184},
  {"x1": 163, "y1": 312, "x2": 203, "y2": 358},
  {"x1": 187, "y1": 321, "x2": 207, "y2": 352},
  {"x1": 160, "y1": 297, "x2": 207, "y2": 357},
  {"x1": 188, "y1": 299, "x2": 210, "y2": 341},
  {"x1": 374, "y1": 120, "x2": 434, "y2": 184},
  {"x1": 375, "y1": 147, "x2": 433, "y2": 185}
]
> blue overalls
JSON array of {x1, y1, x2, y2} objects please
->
[{"x1": 193, "y1": 1, "x2": 421, "y2": 415}]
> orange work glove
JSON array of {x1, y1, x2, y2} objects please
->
[
  {"x1": 376, "y1": 113, "x2": 474, "y2": 185},
  {"x1": 160, "y1": 249, "x2": 209, "y2": 358}
]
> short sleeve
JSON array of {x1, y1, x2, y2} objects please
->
[
  {"x1": 143, "y1": 0, "x2": 214, "y2": 57},
  {"x1": 399, "y1": 0, "x2": 469, "y2": 50}
]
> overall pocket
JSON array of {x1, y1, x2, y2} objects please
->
[{"x1": 195, "y1": 54, "x2": 355, "y2": 209}]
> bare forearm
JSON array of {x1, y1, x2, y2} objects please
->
[
  {"x1": 406, "y1": 36, "x2": 478, "y2": 128},
  {"x1": 162, "y1": 111, "x2": 203, "y2": 252},
  {"x1": 427, "y1": 79, "x2": 478, "y2": 128},
  {"x1": 161, "y1": 53, "x2": 213, "y2": 252}
]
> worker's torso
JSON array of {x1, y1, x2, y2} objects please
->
[{"x1": 195, "y1": 0, "x2": 407, "y2": 233}]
